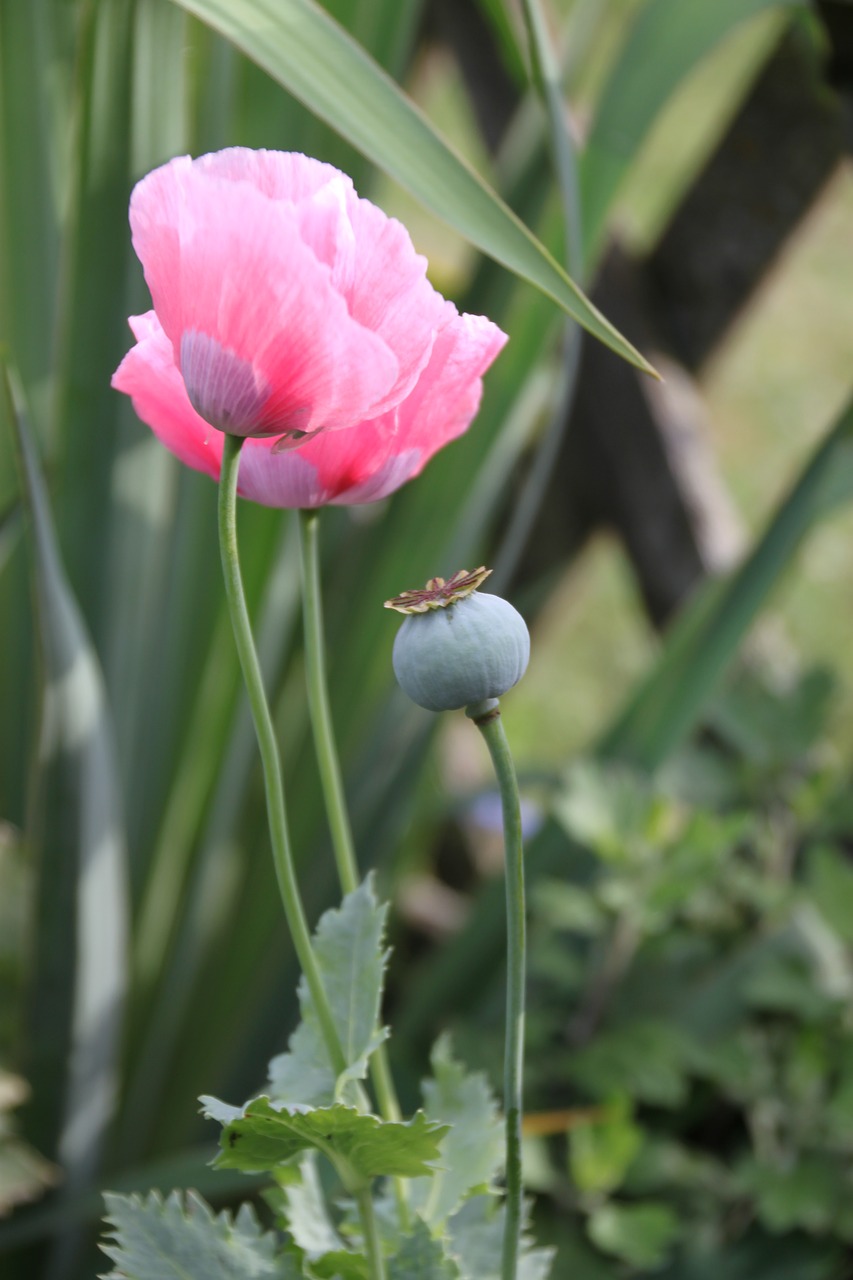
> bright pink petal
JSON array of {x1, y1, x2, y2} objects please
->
[
  {"x1": 277, "y1": 306, "x2": 509, "y2": 506},
  {"x1": 286, "y1": 175, "x2": 448, "y2": 417},
  {"x1": 335, "y1": 191, "x2": 447, "y2": 413},
  {"x1": 130, "y1": 157, "x2": 399, "y2": 435},
  {"x1": 116, "y1": 149, "x2": 509, "y2": 509},
  {"x1": 113, "y1": 307, "x2": 507, "y2": 510}
]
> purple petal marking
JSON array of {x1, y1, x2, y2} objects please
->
[{"x1": 180, "y1": 330, "x2": 271, "y2": 436}]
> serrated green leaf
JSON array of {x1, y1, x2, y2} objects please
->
[
  {"x1": 166, "y1": 0, "x2": 655, "y2": 374},
  {"x1": 269, "y1": 1153, "x2": 346, "y2": 1261},
  {"x1": 267, "y1": 878, "x2": 389, "y2": 1107},
  {"x1": 100, "y1": 1189, "x2": 300, "y2": 1279},
  {"x1": 203, "y1": 1097, "x2": 448, "y2": 1186},
  {"x1": 448, "y1": 1195, "x2": 554, "y2": 1280},
  {"x1": 409, "y1": 1036, "x2": 503, "y2": 1227},
  {"x1": 389, "y1": 1216, "x2": 459, "y2": 1279}
]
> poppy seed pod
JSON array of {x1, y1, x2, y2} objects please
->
[{"x1": 386, "y1": 568, "x2": 530, "y2": 713}]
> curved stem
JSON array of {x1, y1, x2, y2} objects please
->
[
  {"x1": 298, "y1": 508, "x2": 409, "y2": 1228},
  {"x1": 297, "y1": 509, "x2": 359, "y2": 895},
  {"x1": 469, "y1": 702, "x2": 525, "y2": 1280},
  {"x1": 356, "y1": 1186, "x2": 387, "y2": 1280},
  {"x1": 218, "y1": 435, "x2": 345, "y2": 1079}
]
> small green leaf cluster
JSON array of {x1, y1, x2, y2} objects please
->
[{"x1": 100, "y1": 879, "x2": 554, "y2": 1279}]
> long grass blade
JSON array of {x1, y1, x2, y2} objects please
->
[
  {"x1": 490, "y1": 0, "x2": 584, "y2": 594},
  {"x1": 165, "y1": 0, "x2": 656, "y2": 373}
]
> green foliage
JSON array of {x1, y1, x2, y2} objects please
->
[
  {"x1": 267, "y1": 879, "x2": 389, "y2": 1107},
  {"x1": 408, "y1": 1036, "x2": 503, "y2": 1227},
  {"x1": 265, "y1": 1155, "x2": 344, "y2": 1261},
  {"x1": 569, "y1": 1097, "x2": 642, "y2": 1197},
  {"x1": 447, "y1": 1196, "x2": 554, "y2": 1280},
  {"x1": 587, "y1": 1201, "x2": 681, "y2": 1269},
  {"x1": 388, "y1": 1218, "x2": 459, "y2": 1280},
  {"x1": 203, "y1": 1096, "x2": 447, "y2": 1186},
  {"x1": 493, "y1": 669, "x2": 853, "y2": 1275},
  {"x1": 100, "y1": 1189, "x2": 299, "y2": 1279},
  {"x1": 806, "y1": 845, "x2": 853, "y2": 947},
  {"x1": 568, "y1": 1022, "x2": 695, "y2": 1108},
  {"x1": 734, "y1": 1156, "x2": 853, "y2": 1238},
  {"x1": 3, "y1": 0, "x2": 853, "y2": 1277}
]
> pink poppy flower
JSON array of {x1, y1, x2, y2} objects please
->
[{"x1": 112, "y1": 148, "x2": 507, "y2": 507}]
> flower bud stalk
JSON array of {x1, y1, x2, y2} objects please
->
[{"x1": 472, "y1": 703, "x2": 526, "y2": 1280}]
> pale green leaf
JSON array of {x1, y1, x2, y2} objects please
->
[
  {"x1": 409, "y1": 1036, "x2": 503, "y2": 1227},
  {"x1": 448, "y1": 1196, "x2": 554, "y2": 1280},
  {"x1": 166, "y1": 0, "x2": 655, "y2": 374},
  {"x1": 268, "y1": 878, "x2": 389, "y2": 1106},
  {"x1": 202, "y1": 1096, "x2": 448, "y2": 1183},
  {"x1": 389, "y1": 1216, "x2": 459, "y2": 1279},
  {"x1": 272, "y1": 1153, "x2": 345, "y2": 1259},
  {"x1": 100, "y1": 1189, "x2": 300, "y2": 1279}
]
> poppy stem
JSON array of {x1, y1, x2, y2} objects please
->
[
  {"x1": 217, "y1": 436, "x2": 345, "y2": 1079},
  {"x1": 468, "y1": 701, "x2": 526, "y2": 1280},
  {"x1": 356, "y1": 1186, "x2": 387, "y2": 1280},
  {"x1": 297, "y1": 508, "x2": 410, "y2": 1229},
  {"x1": 297, "y1": 509, "x2": 359, "y2": 896}
]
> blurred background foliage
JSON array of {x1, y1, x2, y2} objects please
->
[{"x1": 1, "y1": 0, "x2": 852, "y2": 1276}]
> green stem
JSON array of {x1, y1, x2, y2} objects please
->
[
  {"x1": 297, "y1": 509, "x2": 359, "y2": 895},
  {"x1": 297, "y1": 508, "x2": 410, "y2": 1229},
  {"x1": 356, "y1": 1186, "x2": 387, "y2": 1280},
  {"x1": 219, "y1": 442, "x2": 382, "y2": 1280},
  {"x1": 217, "y1": 435, "x2": 345, "y2": 1079},
  {"x1": 469, "y1": 701, "x2": 525, "y2": 1280}
]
